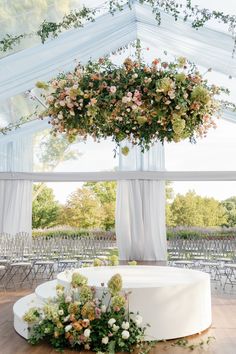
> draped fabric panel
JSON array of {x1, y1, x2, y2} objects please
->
[
  {"x1": 0, "y1": 181, "x2": 32, "y2": 235},
  {"x1": 0, "y1": 135, "x2": 33, "y2": 235},
  {"x1": 116, "y1": 142, "x2": 167, "y2": 261}
]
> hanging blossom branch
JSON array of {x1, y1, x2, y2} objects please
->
[
  {"x1": 0, "y1": 5, "x2": 96, "y2": 53},
  {"x1": 1, "y1": 1, "x2": 236, "y2": 56},
  {"x1": 109, "y1": 0, "x2": 236, "y2": 56},
  {"x1": 0, "y1": 114, "x2": 35, "y2": 135}
]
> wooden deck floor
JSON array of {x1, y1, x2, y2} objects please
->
[{"x1": 0, "y1": 289, "x2": 236, "y2": 354}]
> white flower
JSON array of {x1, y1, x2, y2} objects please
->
[
  {"x1": 65, "y1": 324, "x2": 72, "y2": 332},
  {"x1": 121, "y1": 321, "x2": 129, "y2": 330},
  {"x1": 122, "y1": 96, "x2": 129, "y2": 104},
  {"x1": 121, "y1": 330, "x2": 130, "y2": 340},
  {"x1": 101, "y1": 305, "x2": 106, "y2": 313},
  {"x1": 112, "y1": 324, "x2": 120, "y2": 332},
  {"x1": 84, "y1": 328, "x2": 91, "y2": 337},
  {"x1": 102, "y1": 336, "x2": 109, "y2": 344},
  {"x1": 83, "y1": 319, "x2": 90, "y2": 327},
  {"x1": 135, "y1": 315, "x2": 143, "y2": 327},
  {"x1": 65, "y1": 295, "x2": 72, "y2": 303},
  {"x1": 56, "y1": 289, "x2": 64, "y2": 296},
  {"x1": 108, "y1": 318, "x2": 116, "y2": 327},
  {"x1": 84, "y1": 344, "x2": 90, "y2": 350},
  {"x1": 110, "y1": 86, "x2": 117, "y2": 94},
  {"x1": 63, "y1": 315, "x2": 70, "y2": 322},
  {"x1": 58, "y1": 309, "x2": 64, "y2": 316}
]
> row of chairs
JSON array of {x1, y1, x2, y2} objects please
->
[{"x1": 0, "y1": 232, "x2": 116, "y2": 291}]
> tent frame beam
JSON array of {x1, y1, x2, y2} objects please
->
[{"x1": 1, "y1": 171, "x2": 236, "y2": 181}]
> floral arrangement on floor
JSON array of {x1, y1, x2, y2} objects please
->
[
  {"x1": 23, "y1": 272, "x2": 147, "y2": 352},
  {"x1": 36, "y1": 54, "x2": 229, "y2": 153}
]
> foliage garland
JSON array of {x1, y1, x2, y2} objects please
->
[
  {"x1": 1, "y1": 0, "x2": 236, "y2": 56},
  {"x1": 36, "y1": 53, "x2": 229, "y2": 153},
  {"x1": 0, "y1": 114, "x2": 34, "y2": 135}
]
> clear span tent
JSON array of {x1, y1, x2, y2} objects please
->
[{"x1": 0, "y1": 0, "x2": 236, "y2": 261}]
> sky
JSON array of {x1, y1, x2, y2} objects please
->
[{"x1": 45, "y1": 118, "x2": 236, "y2": 204}]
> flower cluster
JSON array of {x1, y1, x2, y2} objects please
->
[
  {"x1": 23, "y1": 272, "x2": 146, "y2": 352},
  {"x1": 37, "y1": 55, "x2": 227, "y2": 153}
]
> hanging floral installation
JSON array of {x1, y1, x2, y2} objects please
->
[{"x1": 36, "y1": 53, "x2": 229, "y2": 154}]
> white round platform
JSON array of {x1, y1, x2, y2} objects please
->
[
  {"x1": 58, "y1": 266, "x2": 212, "y2": 340},
  {"x1": 14, "y1": 266, "x2": 211, "y2": 341},
  {"x1": 35, "y1": 279, "x2": 58, "y2": 301}
]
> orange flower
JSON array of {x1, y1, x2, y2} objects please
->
[
  {"x1": 152, "y1": 58, "x2": 159, "y2": 65},
  {"x1": 73, "y1": 321, "x2": 83, "y2": 332}
]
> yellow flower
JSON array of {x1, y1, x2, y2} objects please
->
[
  {"x1": 93, "y1": 258, "x2": 103, "y2": 267},
  {"x1": 121, "y1": 146, "x2": 129, "y2": 156},
  {"x1": 71, "y1": 272, "x2": 88, "y2": 288},
  {"x1": 81, "y1": 301, "x2": 96, "y2": 321},
  {"x1": 80, "y1": 285, "x2": 93, "y2": 304},
  {"x1": 111, "y1": 294, "x2": 126, "y2": 310},
  {"x1": 108, "y1": 274, "x2": 122, "y2": 295},
  {"x1": 191, "y1": 85, "x2": 210, "y2": 105}
]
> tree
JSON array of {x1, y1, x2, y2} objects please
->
[
  {"x1": 221, "y1": 197, "x2": 236, "y2": 227},
  {"x1": 84, "y1": 182, "x2": 117, "y2": 230},
  {"x1": 165, "y1": 181, "x2": 174, "y2": 226},
  {"x1": 32, "y1": 183, "x2": 61, "y2": 229},
  {"x1": 169, "y1": 191, "x2": 226, "y2": 227},
  {"x1": 33, "y1": 132, "x2": 81, "y2": 201},
  {"x1": 61, "y1": 188, "x2": 103, "y2": 229}
]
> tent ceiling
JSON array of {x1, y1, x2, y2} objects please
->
[{"x1": 0, "y1": 1, "x2": 236, "y2": 132}]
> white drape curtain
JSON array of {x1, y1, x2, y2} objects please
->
[
  {"x1": 116, "y1": 141, "x2": 167, "y2": 261},
  {"x1": 0, "y1": 136, "x2": 33, "y2": 235}
]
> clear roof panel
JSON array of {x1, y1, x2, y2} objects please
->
[
  {"x1": 0, "y1": 91, "x2": 44, "y2": 126},
  {"x1": 165, "y1": 119, "x2": 236, "y2": 171},
  {"x1": 0, "y1": 0, "x2": 106, "y2": 58},
  {"x1": 33, "y1": 131, "x2": 118, "y2": 173}
]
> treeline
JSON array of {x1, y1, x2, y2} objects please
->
[{"x1": 32, "y1": 182, "x2": 236, "y2": 229}]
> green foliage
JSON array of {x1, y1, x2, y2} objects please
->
[
  {"x1": 32, "y1": 183, "x2": 61, "y2": 229},
  {"x1": 221, "y1": 196, "x2": 236, "y2": 227},
  {"x1": 85, "y1": 182, "x2": 117, "y2": 230},
  {"x1": 60, "y1": 188, "x2": 104, "y2": 229},
  {"x1": 167, "y1": 191, "x2": 227, "y2": 227},
  {"x1": 58, "y1": 182, "x2": 116, "y2": 230},
  {"x1": 1, "y1": 1, "x2": 236, "y2": 56}
]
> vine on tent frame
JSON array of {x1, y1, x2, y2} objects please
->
[{"x1": 1, "y1": 0, "x2": 236, "y2": 56}]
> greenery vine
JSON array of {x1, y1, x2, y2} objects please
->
[
  {"x1": 1, "y1": 1, "x2": 236, "y2": 56},
  {"x1": 0, "y1": 114, "x2": 35, "y2": 135}
]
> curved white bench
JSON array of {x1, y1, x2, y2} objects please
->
[
  {"x1": 14, "y1": 266, "x2": 211, "y2": 341},
  {"x1": 58, "y1": 266, "x2": 212, "y2": 340}
]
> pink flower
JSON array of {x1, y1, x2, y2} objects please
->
[
  {"x1": 59, "y1": 100, "x2": 66, "y2": 106},
  {"x1": 110, "y1": 86, "x2": 117, "y2": 94},
  {"x1": 95, "y1": 307, "x2": 101, "y2": 318}
]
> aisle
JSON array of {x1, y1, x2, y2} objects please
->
[{"x1": 0, "y1": 289, "x2": 236, "y2": 354}]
